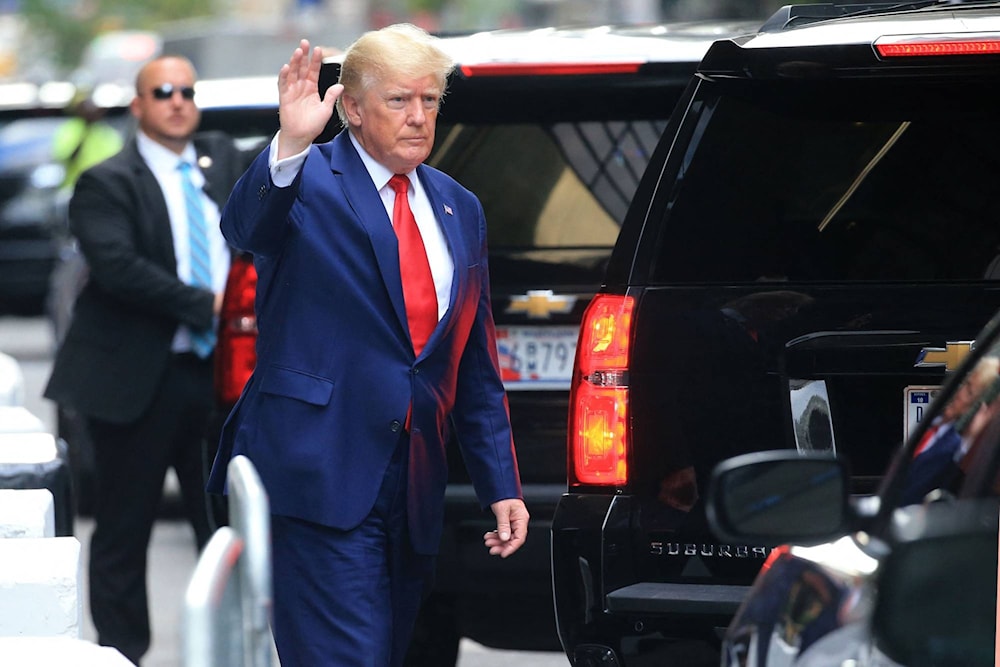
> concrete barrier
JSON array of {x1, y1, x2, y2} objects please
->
[
  {"x1": 0, "y1": 488, "x2": 55, "y2": 538},
  {"x1": 0, "y1": 351, "x2": 26, "y2": 407},
  {"x1": 0, "y1": 637, "x2": 134, "y2": 666},
  {"x1": 0, "y1": 537, "x2": 82, "y2": 638},
  {"x1": 0, "y1": 432, "x2": 74, "y2": 536},
  {"x1": 0, "y1": 406, "x2": 46, "y2": 433}
]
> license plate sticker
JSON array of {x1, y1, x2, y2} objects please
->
[
  {"x1": 496, "y1": 325, "x2": 578, "y2": 390},
  {"x1": 904, "y1": 385, "x2": 940, "y2": 440}
]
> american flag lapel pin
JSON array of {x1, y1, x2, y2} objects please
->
[{"x1": 444, "y1": 204, "x2": 453, "y2": 216}]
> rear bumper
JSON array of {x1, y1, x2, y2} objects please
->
[
  {"x1": 606, "y1": 582, "x2": 749, "y2": 615},
  {"x1": 552, "y1": 492, "x2": 751, "y2": 665}
]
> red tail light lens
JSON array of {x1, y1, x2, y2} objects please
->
[
  {"x1": 568, "y1": 294, "x2": 634, "y2": 486},
  {"x1": 214, "y1": 254, "x2": 257, "y2": 407},
  {"x1": 460, "y1": 62, "x2": 642, "y2": 77},
  {"x1": 875, "y1": 35, "x2": 1000, "y2": 57}
]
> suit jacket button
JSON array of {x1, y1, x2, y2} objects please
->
[{"x1": 390, "y1": 420, "x2": 402, "y2": 433}]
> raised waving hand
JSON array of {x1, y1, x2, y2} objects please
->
[{"x1": 276, "y1": 39, "x2": 344, "y2": 160}]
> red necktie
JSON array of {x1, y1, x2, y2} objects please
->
[{"x1": 389, "y1": 174, "x2": 437, "y2": 356}]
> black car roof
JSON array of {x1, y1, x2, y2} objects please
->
[
  {"x1": 700, "y1": 3, "x2": 1000, "y2": 77},
  {"x1": 321, "y1": 21, "x2": 763, "y2": 70},
  {"x1": 313, "y1": 21, "x2": 764, "y2": 127}
]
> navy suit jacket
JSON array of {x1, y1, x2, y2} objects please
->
[{"x1": 207, "y1": 131, "x2": 521, "y2": 554}]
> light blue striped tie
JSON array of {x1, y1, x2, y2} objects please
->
[{"x1": 178, "y1": 160, "x2": 216, "y2": 358}]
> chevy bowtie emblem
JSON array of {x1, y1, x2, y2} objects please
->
[
  {"x1": 915, "y1": 341, "x2": 974, "y2": 371},
  {"x1": 505, "y1": 290, "x2": 576, "y2": 319}
]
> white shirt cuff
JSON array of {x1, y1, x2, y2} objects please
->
[{"x1": 268, "y1": 131, "x2": 309, "y2": 188}]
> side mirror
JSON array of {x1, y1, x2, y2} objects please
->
[
  {"x1": 872, "y1": 498, "x2": 998, "y2": 667},
  {"x1": 707, "y1": 450, "x2": 850, "y2": 545}
]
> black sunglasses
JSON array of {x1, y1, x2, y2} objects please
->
[{"x1": 149, "y1": 83, "x2": 196, "y2": 101}]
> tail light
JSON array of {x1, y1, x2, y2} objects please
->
[
  {"x1": 567, "y1": 294, "x2": 635, "y2": 487},
  {"x1": 214, "y1": 253, "x2": 257, "y2": 407},
  {"x1": 875, "y1": 34, "x2": 1000, "y2": 58},
  {"x1": 460, "y1": 62, "x2": 642, "y2": 77}
]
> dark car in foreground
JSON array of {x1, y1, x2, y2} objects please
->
[
  {"x1": 709, "y1": 301, "x2": 1000, "y2": 667},
  {"x1": 212, "y1": 20, "x2": 761, "y2": 665},
  {"x1": 551, "y1": 3, "x2": 1000, "y2": 665}
]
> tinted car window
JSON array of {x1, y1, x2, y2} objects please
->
[
  {"x1": 650, "y1": 79, "x2": 1000, "y2": 283},
  {"x1": 430, "y1": 120, "x2": 665, "y2": 284}
]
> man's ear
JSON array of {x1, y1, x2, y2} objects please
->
[{"x1": 342, "y1": 94, "x2": 362, "y2": 127}]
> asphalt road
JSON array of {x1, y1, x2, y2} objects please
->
[{"x1": 0, "y1": 313, "x2": 569, "y2": 667}]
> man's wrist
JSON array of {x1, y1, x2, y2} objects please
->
[{"x1": 269, "y1": 131, "x2": 309, "y2": 187}]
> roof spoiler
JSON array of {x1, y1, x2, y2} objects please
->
[{"x1": 760, "y1": 2, "x2": 936, "y2": 32}]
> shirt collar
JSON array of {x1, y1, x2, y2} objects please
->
[
  {"x1": 348, "y1": 131, "x2": 412, "y2": 191},
  {"x1": 136, "y1": 130, "x2": 198, "y2": 172}
]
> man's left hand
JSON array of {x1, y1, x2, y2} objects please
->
[{"x1": 484, "y1": 498, "x2": 529, "y2": 558}]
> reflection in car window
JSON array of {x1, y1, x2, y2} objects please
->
[
  {"x1": 901, "y1": 345, "x2": 1000, "y2": 506},
  {"x1": 652, "y1": 80, "x2": 1000, "y2": 283}
]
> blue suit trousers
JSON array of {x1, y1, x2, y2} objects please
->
[{"x1": 270, "y1": 434, "x2": 437, "y2": 666}]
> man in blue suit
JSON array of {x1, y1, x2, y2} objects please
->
[{"x1": 207, "y1": 24, "x2": 529, "y2": 666}]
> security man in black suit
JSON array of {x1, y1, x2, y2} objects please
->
[{"x1": 44, "y1": 55, "x2": 249, "y2": 665}]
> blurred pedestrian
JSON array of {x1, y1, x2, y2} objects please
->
[
  {"x1": 52, "y1": 89, "x2": 123, "y2": 196},
  {"x1": 46, "y1": 89, "x2": 123, "y2": 346},
  {"x1": 207, "y1": 25, "x2": 529, "y2": 667},
  {"x1": 44, "y1": 55, "x2": 250, "y2": 665}
]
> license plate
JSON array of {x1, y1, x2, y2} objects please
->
[
  {"x1": 904, "y1": 385, "x2": 940, "y2": 440},
  {"x1": 496, "y1": 325, "x2": 578, "y2": 390}
]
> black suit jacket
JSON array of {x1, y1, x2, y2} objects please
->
[{"x1": 45, "y1": 132, "x2": 249, "y2": 424}]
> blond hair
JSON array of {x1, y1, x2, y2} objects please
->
[{"x1": 336, "y1": 23, "x2": 454, "y2": 125}]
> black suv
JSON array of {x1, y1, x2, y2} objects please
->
[
  {"x1": 551, "y1": 3, "x2": 1000, "y2": 665},
  {"x1": 213, "y1": 21, "x2": 760, "y2": 664}
]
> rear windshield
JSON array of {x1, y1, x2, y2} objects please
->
[
  {"x1": 430, "y1": 119, "x2": 666, "y2": 283},
  {"x1": 650, "y1": 77, "x2": 1000, "y2": 283}
]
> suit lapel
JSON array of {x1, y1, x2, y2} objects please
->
[
  {"x1": 127, "y1": 143, "x2": 176, "y2": 270},
  {"x1": 328, "y1": 133, "x2": 410, "y2": 340},
  {"x1": 328, "y1": 134, "x2": 471, "y2": 358},
  {"x1": 193, "y1": 139, "x2": 226, "y2": 209}
]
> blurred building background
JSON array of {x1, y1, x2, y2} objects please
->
[{"x1": 1, "y1": 0, "x2": 787, "y2": 84}]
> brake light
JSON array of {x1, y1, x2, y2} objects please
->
[
  {"x1": 568, "y1": 294, "x2": 634, "y2": 486},
  {"x1": 214, "y1": 254, "x2": 258, "y2": 407},
  {"x1": 459, "y1": 62, "x2": 642, "y2": 77},
  {"x1": 875, "y1": 34, "x2": 1000, "y2": 57}
]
